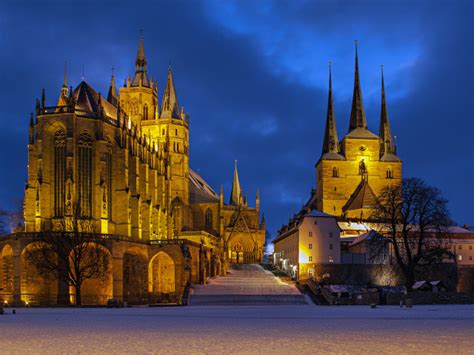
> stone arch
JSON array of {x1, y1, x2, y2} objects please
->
[
  {"x1": 123, "y1": 247, "x2": 148, "y2": 305},
  {"x1": 148, "y1": 251, "x2": 176, "y2": 303},
  {"x1": 20, "y1": 242, "x2": 58, "y2": 305},
  {"x1": 73, "y1": 243, "x2": 112, "y2": 305},
  {"x1": 228, "y1": 234, "x2": 256, "y2": 264},
  {"x1": 0, "y1": 244, "x2": 14, "y2": 304}
]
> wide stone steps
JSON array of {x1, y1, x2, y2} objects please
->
[{"x1": 190, "y1": 264, "x2": 308, "y2": 306}]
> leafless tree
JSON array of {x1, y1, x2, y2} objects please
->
[
  {"x1": 24, "y1": 205, "x2": 109, "y2": 305},
  {"x1": 371, "y1": 178, "x2": 453, "y2": 291}
]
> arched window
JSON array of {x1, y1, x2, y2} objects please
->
[
  {"x1": 105, "y1": 141, "x2": 113, "y2": 220},
  {"x1": 78, "y1": 133, "x2": 93, "y2": 217},
  {"x1": 205, "y1": 208, "x2": 213, "y2": 228},
  {"x1": 143, "y1": 104, "x2": 148, "y2": 120},
  {"x1": 386, "y1": 168, "x2": 393, "y2": 179},
  {"x1": 332, "y1": 167, "x2": 339, "y2": 178},
  {"x1": 53, "y1": 130, "x2": 66, "y2": 217}
]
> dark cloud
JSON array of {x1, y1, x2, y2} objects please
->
[{"x1": 0, "y1": 0, "x2": 472, "y2": 237}]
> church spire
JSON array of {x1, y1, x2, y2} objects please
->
[
  {"x1": 160, "y1": 65, "x2": 180, "y2": 119},
  {"x1": 56, "y1": 62, "x2": 68, "y2": 107},
  {"x1": 379, "y1": 65, "x2": 394, "y2": 156},
  {"x1": 348, "y1": 41, "x2": 367, "y2": 132},
  {"x1": 131, "y1": 32, "x2": 150, "y2": 87},
  {"x1": 230, "y1": 160, "x2": 242, "y2": 206},
  {"x1": 322, "y1": 62, "x2": 340, "y2": 155},
  {"x1": 107, "y1": 68, "x2": 119, "y2": 106}
]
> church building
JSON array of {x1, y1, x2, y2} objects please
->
[{"x1": 0, "y1": 35, "x2": 265, "y2": 306}]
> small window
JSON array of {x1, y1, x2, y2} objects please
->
[
  {"x1": 309, "y1": 244, "x2": 312, "y2": 249},
  {"x1": 332, "y1": 167, "x2": 339, "y2": 177},
  {"x1": 469, "y1": 256, "x2": 473, "y2": 261},
  {"x1": 386, "y1": 168, "x2": 393, "y2": 179},
  {"x1": 308, "y1": 268, "x2": 314, "y2": 276},
  {"x1": 458, "y1": 255, "x2": 463, "y2": 261},
  {"x1": 459, "y1": 245, "x2": 462, "y2": 250},
  {"x1": 469, "y1": 246, "x2": 472, "y2": 250},
  {"x1": 175, "y1": 128, "x2": 178, "y2": 135},
  {"x1": 162, "y1": 129, "x2": 165, "y2": 135},
  {"x1": 309, "y1": 256, "x2": 313, "y2": 262},
  {"x1": 334, "y1": 187, "x2": 337, "y2": 191},
  {"x1": 309, "y1": 232, "x2": 312, "y2": 237},
  {"x1": 329, "y1": 243, "x2": 333, "y2": 250},
  {"x1": 329, "y1": 232, "x2": 333, "y2": 238}
]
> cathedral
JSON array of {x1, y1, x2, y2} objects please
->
[
  {"x1": 0, "y1": 35, "x2": 265, "y2": 306},
  {"x1": 315, "y1": 44, "x2": 402, "y2": 220}
]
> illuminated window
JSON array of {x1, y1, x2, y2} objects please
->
[
  {"x1": 309, "y1": 232, "x2": 312, "y2": 237},
  {"x1": 386, "y1": 168, "x2": 393, "y2": 179},
  {"x1": 78, "y1": 133, "x2": 93, "y2": 217},
  {"x1": 105, "y1": 142, "x2": 113, "y2": 220},
  {"x1": 309, "y1": 256, "x2": 313, "y2": 262},
  {"x1": 329, "y1": 256, "x2": 334, "y2": 263},
  {"x1": 332, "y1": 167, "x2": 339, "y2": 177},
  {"x1": 309, "y1": 244, "x2": 312, "y2": 249},
  {"x1": 53, "y1": 130, "x2": 66, "y2": 217},
  {"x1": 205, "y1": 208, "x2": 213, "y2": 228},
  {"x1": 458, "y1": 255, "x2": 463, "y2": 261}
]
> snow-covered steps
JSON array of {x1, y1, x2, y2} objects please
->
[{"x1": 190, "y1": 264, "x2": 308, "y2": 306}]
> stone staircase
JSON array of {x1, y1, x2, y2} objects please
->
[{"x1": 190, "y1": 264, "x2": 308, "y2": 305}]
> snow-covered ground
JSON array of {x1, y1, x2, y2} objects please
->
[{"x1": 0, "y1": 305, "x2": 472, "y2": 354}]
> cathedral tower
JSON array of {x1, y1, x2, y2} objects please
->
[{"x1": 316, "y1": 43, "x2": 402, "y2": 220}]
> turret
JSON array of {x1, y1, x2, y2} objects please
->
[
  {"x1": 256, "y1": 189, "x2": 260, "y2": 212},
  {"x1": 131, "y1": 32, "x2": 149, "y2": 87},
  {"x1": 160, "y1": 66, "x2": 181, "y2": 119},
  {"x1": 230, "y1": 160, "x2": 241, "y2": 206},
  {"x1": 107, "y1": 68, "x2": 119, "y2": 106},
  {"x1": 379, "y1": 66, "x2": 395, "y2": 157},
  {"x1": 321, "y1": 62, "x2": 343, "y2": 160}
]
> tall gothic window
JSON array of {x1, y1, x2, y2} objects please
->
[
  {"x1": 143, "y1": 104, "x2": 148, "y2": 120},
  {"x1": 386, "y1": 168, "x2": 393, "y2": 179},
  {"x1": 78, "y1": 133, "x2": 93, "y2": 217},
  {"x1": 105, "y1": 142, "x2": 113, "y2": 220},
  {"x1": 53, "y1": 130, "x2": 66, "y2": 217},
  {"x1": 205, "y1": 208, "x2": 213, "y2": 228}
]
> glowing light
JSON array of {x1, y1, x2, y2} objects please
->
[{"x1": 127, "y1": 118, "x2": 131, "y2": 130}]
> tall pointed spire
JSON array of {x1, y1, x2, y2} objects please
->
[
  {"x1": 230, "y1": 160, "x2": 242, "y2": 206},
  {"x1": 160, "y1": 65, "x2": 181, "y2": 119},
  {"x1": 57, "y1": 62, "x2": 69, "y2": 106},
  {"x1": 322, "y1": 62, "x2": 341, "y2": 157},
  {"x1": 379, "y1": 65, "x2": 394, "y2": 156},
  {"x1": 131, "y1": 32, "x2": 150, "y2": 87},
  {"x1": 107, "y1": 68, "x2": 119, "y2": 106},
  {"x1": 348, "y1": 40, "x2": 368, "y2": 132}
]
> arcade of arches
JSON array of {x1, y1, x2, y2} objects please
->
[{"x1": 0, "y1": 236, "x2": 220, "y2": 306}]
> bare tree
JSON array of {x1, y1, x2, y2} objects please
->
[
  {"x1": 371, "y1": 178, "x2": 453, "y2": 291},
  {"x1": 24, "y1": 205, "x2": 109, "y2": 305}
]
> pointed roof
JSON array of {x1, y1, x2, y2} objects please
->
[
  {"x1": 229, "y1": 160, "x2": 242, "y2": 206},
  {"x1": 107, "y1": 69, "x2": 119, "y2": 106},
  {"x1": 73, "y1": 81, "x2": 117, "y2": 118},
  {"x1": 321, "y1": 63, "x2": 344, "y2": 161},
  {"x1": 56, "y1": 62, "x2": 69, "y2": 106},
  {"x1": 348, "y1": 41, "x2": 368, "y2": 132},
  {"x1": 189, "y1": 169, "x2": 219, "y2": 204},
  {"x1": 131, "y1": 33, "x2": 150, "y2": 87},
  {"x1": 342, "y1": 179, "x2": 378, "y2": 213},
  {"x1": 160, "y1": 66, "x2": 181, "y2": 119},
  {"x1": 378, "y1": 66, "x2": 400, "y2": 162}
]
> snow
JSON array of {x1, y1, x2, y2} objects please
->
[{"x1": 0, "y1": 305, "x2": 473, "y2": 353}]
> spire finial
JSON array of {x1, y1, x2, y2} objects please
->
[
  {"x1": 348, "y1": 40, "x2": 367, "y2": 132},
  {"x1": 63, "y1": 61, "x2": 67, "y2": 88},
  {"x1": 82, "y1": 64, "x2": 85, "y2": 81},
  {"x1": 321, "y1": 60, "x2": 340, "y2": 156}
]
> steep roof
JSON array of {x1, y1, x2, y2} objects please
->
[
  {"x1": 348, "y1": 42, "x2": 368, "y2": 132},
  {"x1": 131, "y1": 34, "x2": 150, "y2": 87},
  {"x1": 342, "y1": 179, "x2": 378, "y2": 212},
  {"x1": 229, "y1": 161, "x2": 242, "y2": 205},
  {"x1": 73, "y1": 81, "x2": 117, "y2": 118},
  {"x1": 189, "y1": 169, "x2": 219, "y2": 204},
  {"x1": 160, "y1": 66, "x2": 181, "y2": 119}
]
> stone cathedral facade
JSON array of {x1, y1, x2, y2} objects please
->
[
  {"x1": 315, "y1": 46, "x2": 402, "y2": 220},
  {"x1": 0, "y1": 36, "x2": 265, "y2": 306}
]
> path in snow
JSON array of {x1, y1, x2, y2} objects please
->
[
  {"x1": 191, "y1": 264, "x2": 307, "y2": 305},
  {"x1": 0, "y1": 305, "x2": 472, "y2": 353}
]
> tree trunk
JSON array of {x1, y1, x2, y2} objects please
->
[
  {"x1": 405, "y1": 268, "x2": 415, "y2": 292},
  {"x1": 75, "y1": 285, "x2": 82, "y2": 306}
]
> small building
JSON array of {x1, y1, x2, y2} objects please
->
[{"x1": 273, "y1": 203, "x2": 341, "y2": 280}]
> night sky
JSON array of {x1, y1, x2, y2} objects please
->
[{"x1": 0, "y1": 0, "x2": 472, "y2": 238}]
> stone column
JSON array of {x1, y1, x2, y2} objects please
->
[{"x1": 12, "y1": 247, "x2": 21, "y2": 306}]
